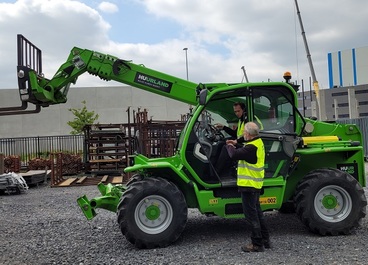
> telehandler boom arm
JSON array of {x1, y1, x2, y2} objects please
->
[{"x1": 16, "y1": 34, "x2": 201, "y2": 108}]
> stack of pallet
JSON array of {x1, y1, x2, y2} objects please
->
[{"x1": 84, "y1": 124, "x2": 129, "y2": 175}]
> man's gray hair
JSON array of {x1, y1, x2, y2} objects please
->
[{"x1": 244, "y1": 122, "x2": 260, "y2": 136}]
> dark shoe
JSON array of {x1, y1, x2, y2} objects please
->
[
  {"x1": 241, "y1": 243, "x2": 264, "y2": 253},
  {"x1": 263, "y1": 240, "x2": 272, "y2": 249}
]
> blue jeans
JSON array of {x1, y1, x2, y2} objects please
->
[{"x1": 241, "y1": 190, "x2": 270, "y2": 246}]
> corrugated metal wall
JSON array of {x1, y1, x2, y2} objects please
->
[{"x1": 337, "y1": 117, "x2": 368, "y2": 158}]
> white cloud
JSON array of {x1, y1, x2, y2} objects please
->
[
  {"x1": 98, "y1": 1, "x2": 118, "y2": 14},
  {"x1": 137, "y1": 0, "x2": 368, "y2": 87},
  {"x1": 0, "y1": 0, "x2": 368, "y2": 93},
  {"x1": 0, "y1": 0, "x2": 111, "y2": 88}
]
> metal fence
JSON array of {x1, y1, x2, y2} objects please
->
[
  {"x1": 0, "y1": 135, "x2": 84, "y2": 166},
  {"x1": 337, "y1": 117, "x2": 368, "y2": 158}
]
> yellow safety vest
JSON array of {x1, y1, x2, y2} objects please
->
[
  {"x1": 237, "y1": 117, "x2": 263, "y2": 138},
  {"x1": 236, "y1": 119, "x2": 245, "y2": 138},
  {"x1": 237, "y1": 138, "x2": 265, "y2": 189}
]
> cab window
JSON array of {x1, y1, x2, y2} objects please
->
[{"x1": 252, "y1": 87, "x2": 295, "y2": 133}]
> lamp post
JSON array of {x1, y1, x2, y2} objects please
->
[{"x1": 183, "y1": 47, "x2": 189, "y2": 80}]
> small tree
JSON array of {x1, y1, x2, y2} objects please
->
[{"x1": 67, "y1": 100, "x2": 99, "y2": 134}]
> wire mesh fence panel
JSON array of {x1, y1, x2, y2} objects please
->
[{"x1": 337, "y1": 117, "x2": 368, "y2": 158}]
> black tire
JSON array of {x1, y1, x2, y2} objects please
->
[
  {"x1": 294, "y1": 168, "x2": 367, "y2": 235},
  {"x1": 125, "y1": 173, "x2": 143, "y2": 186},
  {"x1": 278, "y1": 201, "x2": 295, "y2": 214},
  {"x1": 117, "y1": 177, "x2": 188, "y2": 249}
]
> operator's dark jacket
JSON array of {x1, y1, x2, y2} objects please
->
[
  {"x1": 225, "y1": 137, "x2": 260, "y2": 192},
  {"x1": 222, "y1": 114, "x2": 247, "y2": 144}
]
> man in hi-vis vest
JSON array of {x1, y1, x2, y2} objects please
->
[
  {"x1": 215, "y1": 102, "x2": 263, "y2": 178},
  {"x1": 225, "y1": 122, "x2": 271, "y2": 252},
  {"x1": 214, "y1": 102, "x2": 248, "y2": 177}
]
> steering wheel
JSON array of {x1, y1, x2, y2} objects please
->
[{"x1": 205, "y1": 124, "x2": 225, "y2": 142}]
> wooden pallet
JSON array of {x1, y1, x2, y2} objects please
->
[
  {"x1": 20, "y1": 170, "x2": 51, "y2": 185},
  {"x1": 54, "y1": 175, "x2": 126, "y2": 187}
]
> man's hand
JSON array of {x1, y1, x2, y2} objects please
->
[
  {"x1": 226, "y1": 139, "x2": 237, "y2": 146},
  {"x1": 215, "y1": 123, "x2": 224, "y2": 130}
]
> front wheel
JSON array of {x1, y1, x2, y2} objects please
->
[
  {"x1": 125, "y1": 173, "x2": 143, "y2": 186},
  {"x1": 278, "y1": 201, "x2": 295, "y2": 214},
  {"x1": 294, "y1": 168, "x2": 367, "y2": 235},
  {"x1": 117, "y1": 177, "x2": 187, "y2": 248}
]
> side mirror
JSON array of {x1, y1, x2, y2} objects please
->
[{"x1": 199, "y1": 89, "x2": 208, "y2": 105}]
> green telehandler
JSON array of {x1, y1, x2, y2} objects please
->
[{"x1": 15, "y1": 35, "x2": 366, "y2": 249}]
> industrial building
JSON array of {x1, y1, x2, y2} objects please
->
[
  {"x1": 297, "y1": 83, "x2": 368, "y2": 121},
  {"x1": 328, "y1": 46, "x2": 368, "y2": 88},
  {"x1": 294, "y1": 45, "x2": 368, "y2": 121}
]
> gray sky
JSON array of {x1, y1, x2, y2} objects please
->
[{"x1": 0, "y1": 0, "x2": 367, "y2": 91}]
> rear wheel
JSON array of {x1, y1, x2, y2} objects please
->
[
  {"x1": 117, "y1": 177, "x2": 187, "y2": 248},
  {"x1": 294, "y1": 168, "x2": 366, "y2": 235}
]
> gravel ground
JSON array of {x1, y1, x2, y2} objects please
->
[{"x1": 1, "y1": 166, "x2": 368, "y2": 265}]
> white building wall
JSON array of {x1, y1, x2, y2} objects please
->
[
  {"x1": 341, "y1": 50, "x2": 354, "y2": 86},
  {"x1": 328, "y1": 46, "x2": 368, "y2": 88},
  {"x1": 356, "y1": 47, "x2": 368, "y2": 85},
  {"x1": 0, "y1": 86, "x2": 190, "y2": 138},
  {"x1": 331, "y1": 52, "x2": 340, "y2": 87}
]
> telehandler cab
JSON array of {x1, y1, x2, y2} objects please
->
[{"x1": 15, "y1": 35, "x2": 366, "y2": 248}]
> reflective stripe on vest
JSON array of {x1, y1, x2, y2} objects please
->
[{"x1": 237, "y1": 138, "x2": 265, "y2": 189}]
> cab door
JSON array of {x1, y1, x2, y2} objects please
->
[{"x1": 250, "y1": 85, "x2": 302, "y2": 179}]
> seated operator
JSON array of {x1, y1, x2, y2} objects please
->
[
  {"x1": 214, "y1": 102, "x2": 248, "y2": 178},
  {"x1": 214, "y1": 102, "x2": 263, "y2": 178}
]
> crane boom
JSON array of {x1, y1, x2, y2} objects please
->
[
  {"x1": 294, "y1": 0, "x2": 317, "y2": 85},
  {"x1": 294, "y1": 0, "x2": 325, "y2": 120}
]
